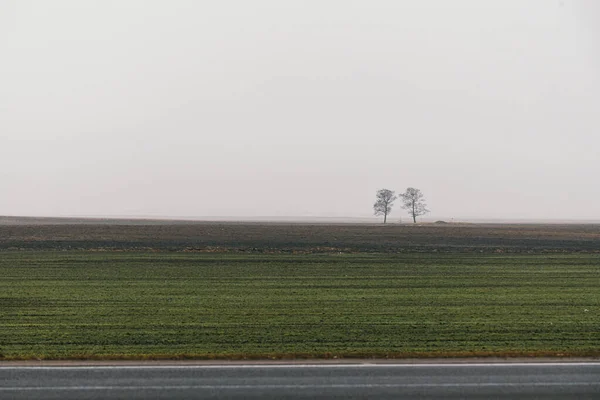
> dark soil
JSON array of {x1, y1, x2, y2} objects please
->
[{"x1": 1, "y1": 219, "x2": 600, "y2": 253}]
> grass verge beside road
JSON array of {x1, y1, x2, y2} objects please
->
[{"x1": 1, "y1": 251, "x2": 598, "y2": 359}]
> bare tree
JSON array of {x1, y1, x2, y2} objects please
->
[
  {"x1": 373, "y1": 189, "x2": 397, "y2": 224},
  {"x1": 400, "y1": 187, "x2": 429, "y2": 223}
]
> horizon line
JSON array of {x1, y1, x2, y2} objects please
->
[{"x1": 2, "y1": 215, "x2": 600, "y2": 224}]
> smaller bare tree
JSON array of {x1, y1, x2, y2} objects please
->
[
  {"x1": 400, "y1": 187, "x2": 429, "y2": 223},
  {"x1": 373, "y1": 189, "x2": 397, "y2": 224}
]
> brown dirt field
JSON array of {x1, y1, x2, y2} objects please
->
[{"x1": 1, "y1": 218, "x2": 600, "y2": 253}]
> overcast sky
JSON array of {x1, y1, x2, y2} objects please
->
[{"x1": 1, "y1": 0, "x2": 599, "y2": 221}]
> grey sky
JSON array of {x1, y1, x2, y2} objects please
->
[{"x1": 1, "y1": 0, "x2": 599, "y2": 220}]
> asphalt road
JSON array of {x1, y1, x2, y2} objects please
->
[{"x1": 1, "y1": 362, "x2": 599, "y2": 399}]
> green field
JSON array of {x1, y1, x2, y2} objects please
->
[{"x1": 1, "y1": 251, "x2": 598, "y2": 359}]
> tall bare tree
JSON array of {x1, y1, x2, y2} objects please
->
[
  {"x1": 373, "y1": 189, "x2": 397, "y2": 224},
  {"x1": 400, "y1": 187, "x2": 429, "y2": 223}
]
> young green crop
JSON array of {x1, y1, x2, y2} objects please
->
[{"x1": 0, "y1": 252, "x2": 598, "y2": 359}]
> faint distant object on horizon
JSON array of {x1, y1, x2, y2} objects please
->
[
  {"x1": 373, "y1": 189, "x2": 397, "y2": 224},
  {"x1": 400, "y1": 187, "x2": 429, "y2": 223}
]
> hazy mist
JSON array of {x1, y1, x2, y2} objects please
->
[{"x1": 1, "y1": 0, "x2": 599, "y2": 221}]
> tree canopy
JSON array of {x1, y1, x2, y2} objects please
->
[
  {"x1": 400, "y1": 187, "x2": 429, "y2": 223},
  {"x1": 373, "y1": 189, "x2": 397, "y2": 224}
]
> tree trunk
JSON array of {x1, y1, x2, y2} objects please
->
[
  {"x1": 384, "y1": 213, "x2": 387, "y2": 224},
  {"x1": 412, "y1": 203, "x2": 416, "y2": 223}
]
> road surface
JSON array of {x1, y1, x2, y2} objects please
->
[{"x1": 1, "y1": 362, "x2": 599, "y2": 399}]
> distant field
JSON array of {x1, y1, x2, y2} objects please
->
[
  {"x1": 1, "y1": 252, "x2": 598, "y2": 359},
  {"x1": 2, "y1": 221, "x2": 600, "y2": 252}
]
